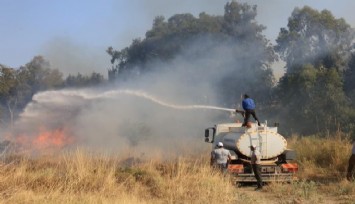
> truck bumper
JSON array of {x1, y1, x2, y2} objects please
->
[{"x1": 233, "y1": 173, "x2": 297, "y2": 182}]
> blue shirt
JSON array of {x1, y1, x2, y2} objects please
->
[{"x1": 242, "y1": 98, "x2": 256, "y2": 110}]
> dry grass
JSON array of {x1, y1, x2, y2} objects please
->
[
  {"x1": 262, "y1": 179, "x2": 355, "y2": 204},
  {"x1": 0, "y1": 149, "x2": 246, "y2": 204},
  {"x1": 262, "y1": 133, "x2": 355, "y2": 204},
  {"x1": 0, "y1": 134, "x2": 354, "y2": 204},
  {"x1": 288, "y1": 132, "x2": 352, "y2": 179}
]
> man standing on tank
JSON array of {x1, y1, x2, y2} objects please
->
[
  {"x1": 242, "y1": 94, "x2": 260, "y2": 126},
  {"x1": 211, "y1": 142, "x2": 232, "y2": 173},
  {"x1": 250, "y1": 144, "x2": 263, "y2": 190}
]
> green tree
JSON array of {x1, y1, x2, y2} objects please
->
[
  {"x1": 276, "y1": 65, "x2": 350, "y2": 134},
  {"x1": 0, "y1": 56, "x2": 107, "y2": 129},
  {"x1": 276, "y1": 6, "x2": 354, "y2": 73},
  {"x1": 274, "y1": 6, "x2": 355, "y2": 135},
  {"x1": 344, "y1": 53, "x2": 355, "y2": 103},
  {"x1": 0, "y1": 57, "x2": 64, "y2": 129},
  {"x1": 107, "y1": 1, "x2": 277, "y2": 106},
  {"x1": 0, "y1": 65, "x2": 18, "y2": 129},
  {"x1": 64, "y1": 72, "x2": 105, "y2": 87},
  {"x1": 107, "y1": 1, "x2": 276, "y2": 79},
  {"x1": 19, "y1": 56, "x2": 63, "y2": 95}
]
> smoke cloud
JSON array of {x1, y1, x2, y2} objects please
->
[
  {"x1": 12, "y1": 35, "x2": 270, "y2": 158},
  {"x1": 41, "y1": 37, "x2": 110, "y2": 77}
]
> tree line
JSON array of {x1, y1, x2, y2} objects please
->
[
  {"x1": 1, "y1": 1, "x2": 355, "y2": 138},
  {"x1": 0, "y1": 56, "x2": 105, "y2": 129}
]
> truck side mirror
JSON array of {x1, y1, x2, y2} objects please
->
[
  {"x1": 204, "y1": 128, "x2": 215, "y2": 143},
  {"x1": 205, "y1": 129, "x2": 209, "y2": 138}
]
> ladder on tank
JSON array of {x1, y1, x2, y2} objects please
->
[
  {"x1": 247, "y1": 121, "x2": 268, "y2": 159},
  {"x1": 258, "y1": 121, "x2": 268, "y2": 159}
]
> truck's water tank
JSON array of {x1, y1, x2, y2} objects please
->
[{"x1": 220, "y1": 128, "x2": 287, "y2": 159}]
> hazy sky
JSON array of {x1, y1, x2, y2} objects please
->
[{"x1": 1, "y1": 0, "x2": 354, "y2": 77}]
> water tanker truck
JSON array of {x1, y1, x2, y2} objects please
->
[{"x1": 204, "y1": 121, "x2": 298, "y2": 182}]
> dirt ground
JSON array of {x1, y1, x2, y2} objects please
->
[{"x1": 236, "y1": 183, "x2": 354, "y2": 204}]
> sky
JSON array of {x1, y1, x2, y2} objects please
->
[{"x1": 1, "y1": 0, "x2": 355, "y2": 78}]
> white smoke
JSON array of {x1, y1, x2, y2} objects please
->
[
  {"x1": 14, "y1": 88, "x2": 233, "y2": 156},
  {"x1": 13, "y1": 37, "x2": 260, "y2": 157},
  {"x1": 41, "y1": 37, "x2": 110, "y2": 77}
]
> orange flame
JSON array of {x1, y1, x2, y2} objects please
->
[
  {"x1": 15, "y1": 127, "x2": 74, "y2": 150},
  {"x1": 33, "y1": 128, "x2": 73, "y2": 149}
]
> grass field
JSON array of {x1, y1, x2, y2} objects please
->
[{"x1": 0, "y1": 134, "x2": 354, "y2": 204}]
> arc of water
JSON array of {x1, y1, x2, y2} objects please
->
[{"x1": 31, "y1": 89, "x2": 235, "y2": 112}]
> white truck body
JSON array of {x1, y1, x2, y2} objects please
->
[{"x1": 212, "y1": 122, "x2": 287, "y2": 159}]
